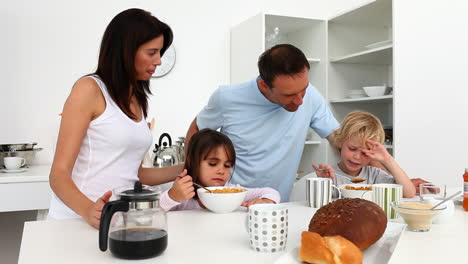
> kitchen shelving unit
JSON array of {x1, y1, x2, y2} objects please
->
[
  {"x1": 327, "y1": 0, "x2": 393, "y2": 163},
  {"x1": 330, "y1": 44, "x2": 392, "y2": 64},
  {"x1": 230, "y1": 0, "x2": 394, "y2": 174}
]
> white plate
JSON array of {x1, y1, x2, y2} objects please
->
[
  {"x1": 1, "y1": 168, "x2": 27, "y2": 173},
  {"x1": 365, "y1": 40, "x2": 392, "y2": 49},
  {"x1": 275, "y1": 222, "x2": 406, "y2": 264}
]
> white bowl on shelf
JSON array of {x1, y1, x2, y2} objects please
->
[{"x1": 363, "y1": 86, "x2": 386, "y2": 97}]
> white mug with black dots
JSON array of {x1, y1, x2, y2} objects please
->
[{"x1": 247, "y1": 204, "x2": 288, "y2": 253}]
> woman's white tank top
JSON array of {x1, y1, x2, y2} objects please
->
[{"x1": 48, "y1": 75, "x2": 153, "y2": 219}]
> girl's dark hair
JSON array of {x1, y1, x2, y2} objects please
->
[
  {"x1": 94, "y1": 8, "x2": 173, "y2": 119},
  {"x1": 258, "y1": 44, "x2": 310, "y2": 87},
  {"x1": 184, "y1": 129, "x2": 236, "y2": 196}
]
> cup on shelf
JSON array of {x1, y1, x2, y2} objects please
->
[{"x1": 3, "y1": 157, "x2": 26, "y2": 170}]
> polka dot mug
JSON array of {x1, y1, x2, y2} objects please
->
[{"x1": 247, "y1": 204, "x2": 288, "y2": 253}]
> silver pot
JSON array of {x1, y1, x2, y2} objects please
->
[
  {"x1": 0, "y1": 148, "x2": 43, "y2": 167},
  {"x1": 0, "y1": 142, "x2": 37, "y2": 152}
]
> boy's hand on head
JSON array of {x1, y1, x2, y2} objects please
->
[
  {"x1": 242, "y1": 198, "x2": 275, "y2": 207},
  {"x1": 168, "y1": 175, "x2": 195, "y2": 202},
  {"x1": 361, "y1": 140, "x2": 392, "y2": 163},
  {"x1": 312, "y1": 163, "x2": 335, "y2": 179}
]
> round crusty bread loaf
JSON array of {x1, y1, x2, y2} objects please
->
[{"x1": 308, "y1": 198, "x2": 387, "y2": 250}]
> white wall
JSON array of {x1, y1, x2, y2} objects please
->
[
  {"x1": 3, "y1": 0, "x2": 466, "y2": 187},
  {"x1": 0, "y1": 0, "x2": 332, "y2": 165},
  {"x1": 393, "y1": 0, "x2": 468, "y2": 187}
]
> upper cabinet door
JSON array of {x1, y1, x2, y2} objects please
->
[{"x1": 230, "y1": 13, "x2": 264, "y2": 84}]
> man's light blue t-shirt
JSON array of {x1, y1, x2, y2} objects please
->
[{"x1": 196, "y1": 78, "x2": 339, "y2": 201}]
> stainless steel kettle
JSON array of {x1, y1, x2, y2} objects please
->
[
  {"x1": 152, "y1": 133, "x2": 180, "y2": 167},
  {"x1": 173, "y1": 137, "x2": 185, "y2": 163}
]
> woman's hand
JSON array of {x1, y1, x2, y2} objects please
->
[
  {"x1": 242, "y1": 198, "x2": 275, "y2": 207},
  {"x1": 168, "y1": 170, "x2": 195, "y2": 202},
  {"x1": 84, "y1": 191, "x2": 112, "y2": 229},
  {"x1": 312, "y1": 163, "x2": 335, "y2": 179},
  {"x1": 361, "y1": 140, "x2": 392, "y2": 163}
]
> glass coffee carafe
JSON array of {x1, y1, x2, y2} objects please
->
[{"x1": 99, "y1": 181, "x2": 167, "y2": 260}]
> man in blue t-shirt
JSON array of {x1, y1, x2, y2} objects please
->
[{"x1": 186, "y1": 44, "x2": 339, "y2": 202}]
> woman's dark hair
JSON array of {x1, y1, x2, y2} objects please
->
[
  {"x1": 94, "y1": 8, "x2": 173, "y2": 119},
  {"x1": 258, "y1": 44, "x2": 310, "y2": 88},
  {"x1": 184, "y1": 129, "x2": 236, "y2": 197}
]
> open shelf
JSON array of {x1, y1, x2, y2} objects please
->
[
  {"x1": 305, "y1": 140, "x2": 321, "y2": 145},
  {"x1": 330, "y1": 45, "x2": 392, "y2": 64},
  {"x1": 330, "y1": 95, "x2": 393, "y2": 103},
  {"x1": 307, "y1": 58, "x2": 320, "y2": 63}
]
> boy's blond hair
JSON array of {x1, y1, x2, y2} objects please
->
[{"x1": 331, "y1": 111, "x2": 385, "y2": 151}]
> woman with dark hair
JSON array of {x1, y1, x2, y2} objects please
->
[
  {"x1": 159, "y1": 129, "x2": 280, "y2": 211},
  {"x1": 48, "y1": 8, "x2": 183, "y2": 228}
]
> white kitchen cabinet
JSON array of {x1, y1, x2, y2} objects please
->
[
  {"x1": 327, "y1": 0, "x2": 393, "y2": 164},
  {"x1": 230, "y1": 0, "x2": 393, "y2": 173},
  {"x1": 230, "y1": 13, "x2": 329, "y2": 172},
  {"x1": 0, "y1": 165, "x2": 52, "y2": 212}
]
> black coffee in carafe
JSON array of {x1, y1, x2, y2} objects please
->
[{"x1": 109, "y1": 228, "x2": 168, "y2": 260}]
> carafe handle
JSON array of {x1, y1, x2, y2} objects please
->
[{"x1": 98, "y1": 200, "x2": 130, "y2": 251}]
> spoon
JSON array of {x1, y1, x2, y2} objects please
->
[
  {"x1": 430, "y1": 191, "x2": 462, "y2": 210},
  {"x1": 313, "y1": 167, "x2": 365, "y2": 183},
  {"x1": 177, "y1": 175, "x2": 212, "y2": 193}
]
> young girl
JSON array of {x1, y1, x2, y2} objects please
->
[
  {"x1": 159, "y1": 129, "x2": 280, "y2": 211},
  {"x1": 313, "y1": 111, "x2": 416, "y2": 198}
]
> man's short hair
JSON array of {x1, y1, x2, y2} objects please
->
[{"x1": 258, "y1": 44, "x2": 310, "y2": 87}]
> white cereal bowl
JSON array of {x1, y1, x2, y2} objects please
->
[
  {"x1": 197, "y1": 186, "x2": 247, "y2": 213},
  {"x1": 363, "y1": 86, "x2": 386, "y2": 97},
  {"x1": 338, "y1": 184, "x2": 373, "y2": 201}
]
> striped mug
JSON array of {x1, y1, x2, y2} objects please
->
[
  {"x1": 371, "y1": 184, "x2": 403, "y2": 219},
  {"x1": 306, "y1": 178, "x2": 341, "y2": 208}
]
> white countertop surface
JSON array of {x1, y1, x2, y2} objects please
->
[
  {"x1": 18, "y1": 200, "x2": 468, "y2": 264},
  {"x1": 0, "y1": 165, "x2": 50, "y2": 183}
]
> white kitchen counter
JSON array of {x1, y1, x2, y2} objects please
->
[
  {"x1": 18, "y1": 200, "x2": 468, "y2": 264},
  {"x1": 0, "y1": 165, "x2": 50, "y2": 183},
  {"x1": 0, "y1": 165, "x2": 52, "y2": 212}
]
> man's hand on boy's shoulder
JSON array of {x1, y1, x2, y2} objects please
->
[{"x1": 411, "y1": 178, "x2": 430, "y2": 193}]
